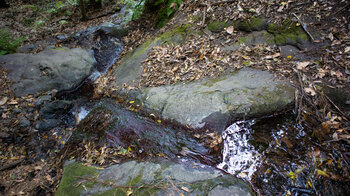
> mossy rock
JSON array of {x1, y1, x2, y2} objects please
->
[
  {"x1": 234, "y1": 17, "x2": 267, "y2": 32},
  {"x1": 56, "y1": 161, "x2": 98, "y2": 196},
  {"x1": 207, "y1": 21, "x2": 230, "y2": 32},
  {"x1": 267, "y1": 19, "x2": 309, "y2": 46}
]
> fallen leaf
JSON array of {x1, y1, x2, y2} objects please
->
[
  {"x1": 265, "y1": 53, "x2": 280, "y2": 59},
  {"x1": 0, "y1": 97, "x2": 8, "y2": 106},
  {"x1": 316, "y1": 169, "x2": 330, "y2": 177},
  {"x1": 181, "y1": 187, "x2": 190, "y2": 192},
  {"x1": 304, "y1": 87, "x2": 316, "y2": 96},
  {"x1": 345, "y1": 47, "x2": 350, "y2": 53},
  {"x1": 328, "y1": 33, "x2": 334, "y2": 41},
  {"x1": 297, "y1": 61, "x2": 310, "y2": 70},
  {"x1": 226, "y1": 26, "x2": 234, "y2": 35},
  {"x1": 34, "y1": 166, "x2": 42, "y2": 170}
]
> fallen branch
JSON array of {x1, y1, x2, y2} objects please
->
[
  {"x1": 334, "y1": 2, "x2": 350, "y2": 15},
  {"x1": 200, "y1": 0, "x2": 235, "y2": 7},
  {"x1": 201, "y1": 4, "x2": 207, "y2": 27},
  {"x1": 292, "y1": 13, "x2": 315, "y2": 42}
]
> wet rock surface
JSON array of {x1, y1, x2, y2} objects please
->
[
  {"x1": 36, "y1": 100, "x2": 73, "y2": 131},
  {"x1": 73, "y1": 99, "x2": 214, "y2": 162},
  {"x1": 57, "y1": 160, "x2": 253, "y2": 196},
  {"x1": 59, "y1": 22, "x2": 124, "y2": 74},
  {"x1": 137, "y1": 68, "x2": 295, "y2": 132},
  {"x1": 0, "y1": 48, "x2": 96, "y2": 97}
]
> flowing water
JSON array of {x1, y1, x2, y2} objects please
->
[{"x1": 218, "y1": 113, "x2": 350, "y2": 195}]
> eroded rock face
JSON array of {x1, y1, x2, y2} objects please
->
[
  {"x1": 137, "y1": 68, "x2": 295, "y2": 132},
  {"x1": 0, "y1": 48, "x2": 95, "y2": 97},
  {"x1": 56, "y1": 160, "x2": 253, "y2": 196}
]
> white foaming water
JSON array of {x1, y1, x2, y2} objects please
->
[
  {"x1": 217, "y1": 120, "x2": 261, "y2": 180},
  {"x1": 77, "y1": 107, "x2": 90, "y2": 122}
]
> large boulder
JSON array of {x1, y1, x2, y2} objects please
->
[
  {"x1": 0, "y1": 48, "x2": 96, "y2": 96},
  {"x1": 56, "y1": 160, "x2": 253, "y2": 196},
  {"x1": 137, "y1": 68, "x2": 295, "y2": 132}
]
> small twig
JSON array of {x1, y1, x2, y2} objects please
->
[
  {"x1": 0, "y1": 159, "x2": 24, "y2": 171},
  {"x1": 292, "y1": 13, "x2": 315, "y2": 42},
  {"x1": 295, "y1": 70, "x2": 305, "y2": 122},
  {"x1": 201, "y1": 4, "x2": 207, "y2": 27},
  {"x1": 334, "y1": 2, "x2": 350, "y2": 15},
  {"x1": 323, "y1": 94, "x2": 349, "y2": 121}
]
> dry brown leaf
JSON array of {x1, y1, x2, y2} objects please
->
[
  {"x1": 297, "y1": 61, "x2": 310, "y2": 70},
  {"x1": 304, "y1": 87, "x2": 316, "y2": 96},
  {"x1": 0, "y1": 97, "x2": 8, "y2": 106},
  {"x1": 265, "y1": 53, "x2": 280, "y2": 59}
]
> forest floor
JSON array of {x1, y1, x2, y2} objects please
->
[{"x1": 0, "y1": 0, "x2": 349, "y2": 195}]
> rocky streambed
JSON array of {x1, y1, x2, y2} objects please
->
[{"x1": 1, "y1": 7, "x2": 349, "y2": 196}]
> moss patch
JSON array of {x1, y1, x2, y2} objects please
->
[
  {"x1": 235, "y1": 17, "x2": 266, "y2": 32},
  {"x1": 56, "y1": 162, "x2": 98, "y2": 196},
  {"x1": 207, "y1": 21, "x2": 229, "y2": 32},
  {"x1": 267, "y1": 19, "x2": 308, "y2": 45},
  {"x1": 202, "y1": 76, "x2": 227, "y2": 87}
]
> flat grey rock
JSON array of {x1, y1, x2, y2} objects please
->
[
  {"x1": 0, "y1": 48, "x2": 95, "y2": 96},
  {"x1": 138, "y1": 68, "x2": 295, "y2": 132}
]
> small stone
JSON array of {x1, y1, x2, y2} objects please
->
[{"x1": 19, "y1": 117, "x2": 31, "y2": 127}]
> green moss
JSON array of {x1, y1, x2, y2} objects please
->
[
  {"x1": 56, "y1": 162, "x2": 98, "y2": 196},
  {"x1": 237, "y1": 37, "x2": 248, "y2": 44},
  {"x1": 127, "y1": 168, "x2": 144, "y2": 186},
  {"x1": 202, "y1": 76, "x2": 227, "y2": 87},
  {"x1": 207, "y1": 21, "x2": 228, "y2": 32},
  {"x1": 156, "y1": 0, "x2": 183, "y2": 27},
  {"x1": 235, "y1": 17, "x2": 266, "y2": 32},
  {"x1": 267, "y1": 19, "x2": 308, "y2": 45},
  {"x1": 200, "y1": 91, "x2": 219, "y2": 95},
  {"x1": 249, "y1": 84, "x2": 294, "y2": 115}
]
